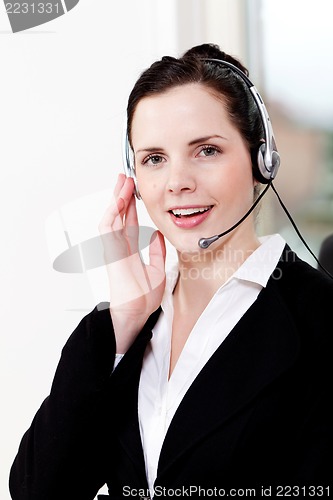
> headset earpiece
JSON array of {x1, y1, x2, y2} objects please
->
[
  {"x1": 255, "y1": 143, "x2": 281, "y2": 184},
  {"x1": 122, "y1": 128, "x2": 141, "y2": 200}
]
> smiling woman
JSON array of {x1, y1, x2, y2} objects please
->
[{"x1": 9, "y1": 43, "x2": 333, "y2": 500}]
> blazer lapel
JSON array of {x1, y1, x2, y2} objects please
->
[{"x1": 157, "y1": 275, "x2": 300, "y2": 478}]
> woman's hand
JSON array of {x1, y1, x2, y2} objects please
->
[{"x1": 98, "y1": 173, "x2": 166, "y2": 353}]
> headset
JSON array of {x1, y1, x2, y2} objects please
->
[
  {"x1": 122, "y1": 57, "x2": 281, "y2": 198},
  {"x1": 121, "y1": 57, "x2": 332, "y2": 279}
]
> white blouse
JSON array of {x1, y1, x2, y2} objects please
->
[{"x1": 137, "y1": 234, "x2": 286, "y2": 496}]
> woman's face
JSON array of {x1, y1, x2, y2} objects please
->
[{"x1": 132, "y1": 83, "x2": 257, "y2": 255}]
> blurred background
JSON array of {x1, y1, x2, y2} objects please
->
[{"x1": 1, "y1": 0, "x2": 332, "y2": 498}]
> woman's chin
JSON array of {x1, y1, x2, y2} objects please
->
[{"x1": 169, "y1": 232, "x2": 207, "y2": 256}]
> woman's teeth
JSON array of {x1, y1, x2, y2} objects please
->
[{"x1": 170, "y1": 206, "x2": 212, "y2": 218}]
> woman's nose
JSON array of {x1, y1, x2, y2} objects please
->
[{"x1": 167, "y1": 162, "x2": 196, "y2": 194}]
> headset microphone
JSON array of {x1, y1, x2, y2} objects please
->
[{"x1": 198, "y1": 183, "x2": 271, "y2": 249}]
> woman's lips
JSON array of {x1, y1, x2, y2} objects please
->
[{"x1": 168, "y1": 206, "x2": 213, "y2": 228}]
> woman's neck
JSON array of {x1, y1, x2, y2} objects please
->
[{"x1": 174, "y1": 232, "x2": 261, "y2": 309}]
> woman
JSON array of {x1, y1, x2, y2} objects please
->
[{"x1": 9, "y1": 43, "x2": 332, "y2": 499}]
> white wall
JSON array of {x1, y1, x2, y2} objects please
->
[{"x1": 0, "y1": 1, "x2": 246, "y2": 498}]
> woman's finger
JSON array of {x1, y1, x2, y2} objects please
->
[
  {"x1": 98, "y1": 196, "x2": 124, "y2": 234},
  {"x1": 118, "y1": 176, "x2": 135, "y2": 206},
  {"x1": 99, "y1": 176, "x2": 134, "y2": 234},
  {"x1": 149, "y1": 231, "x2": 166, "y2": 273},
  {"x1": 124, "y1": 194, "x2": 139, "y2": 255},
  {"x1": 113, "y1": 172, "x2": 126, "y2": 198}
]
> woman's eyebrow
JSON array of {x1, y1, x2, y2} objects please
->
[
  {"x1": 135, "y1": 146, "x2": 165, "y2": 154},
  {"x1": 188, "y1": 134, "x2": 227, "y2": 146},
  {"x1": 136, "y1": 135, "x2": 227, "y2": 154}
]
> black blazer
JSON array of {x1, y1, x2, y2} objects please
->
[{"x1": 9, "y1": 246, "x2": 333, "y2": 499}]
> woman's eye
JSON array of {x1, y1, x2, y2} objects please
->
[
  {"x1": 198, "y1": 145, "x2": 220, "y2": 157},
  {"x1": 143, "y1": 154, "x2": 164, "y2": 166}
]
